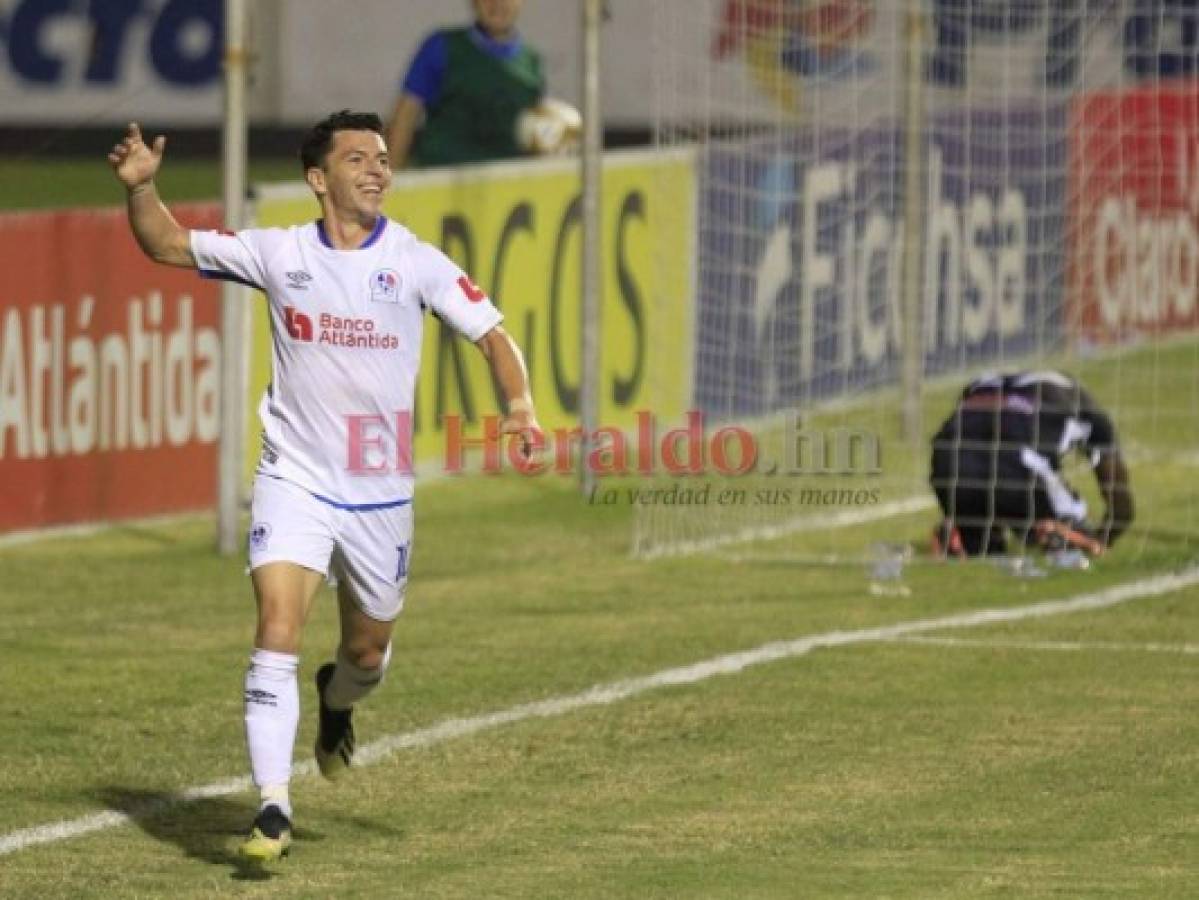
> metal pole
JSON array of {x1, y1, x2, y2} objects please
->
[
  {"x1": 900, "y1": 2, "x2": 927, "y2": 444},
  {"x1": 579, "y1": 0, "x2": 603, "y2": 496},
  {"x1": 218, "y1": 0, "x2": 249, "y2": 554}
]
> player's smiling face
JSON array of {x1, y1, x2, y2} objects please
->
[{"x1": 310, "y1": 129, "x2": 391, "y2": 220}]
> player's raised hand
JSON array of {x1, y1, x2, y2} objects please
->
[{"x1": 108, "y1": 123, "x2": 166, "y2": 189}]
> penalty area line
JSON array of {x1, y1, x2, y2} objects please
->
[
  {"x1": 2, "y1": 565, "x2": 1198, "y2": 858},
  {"x1": 890, "y1": 635, "x2": 1199, "y2": 655}
]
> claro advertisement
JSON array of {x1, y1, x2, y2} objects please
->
[
  {"x1": 0, "y1": 205, "x2": 223, "y2": 532},
  {"x1": 1069, "y1": 80, "x2": 1199, "y2": 344},
  {"x1": 251, "y1": 150, "x2": 696, "y2": 473}
]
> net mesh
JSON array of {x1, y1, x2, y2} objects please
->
[{"x1": 636, "y1": 0, "x2": 1199, "y2": 566}]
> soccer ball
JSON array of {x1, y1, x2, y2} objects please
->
[{"x1": 515, "y1": 98, "x2": 583, "y2": 155}]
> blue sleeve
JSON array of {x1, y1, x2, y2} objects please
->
[{"x1": 402, "y1": 31, "x2": 449, "y2": 106}]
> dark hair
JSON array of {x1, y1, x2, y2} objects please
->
[{"x1": 299, "y1": 110, "x2": 384, "y2": 171}]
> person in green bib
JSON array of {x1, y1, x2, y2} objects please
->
[{"x1": 386, "y1": 0, "x2": 547, "y2": 168}]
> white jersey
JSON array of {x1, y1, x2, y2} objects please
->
[{"x1": 191, "y1": 217, "x2": 502, "y2": 507}]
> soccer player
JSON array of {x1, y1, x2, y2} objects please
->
[
  {"x1": 108, "y1": 111, "x2": 540, "y2": 861},
  {"x1": 929, "y1": 370, "x2": 1133, "y2": 558}
]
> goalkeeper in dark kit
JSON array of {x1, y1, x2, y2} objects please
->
[{"x1": 929, "y1": 370, "x2": 1134, "y2": 559}]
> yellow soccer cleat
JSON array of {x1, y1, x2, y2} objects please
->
[{"x1": 238, "y1": 804, "x2": 292, "y2": 862}]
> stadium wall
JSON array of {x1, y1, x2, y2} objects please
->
[
  {"x1": 0, "y1": 0, "x2": 658, "y2": 128},
  {"x1": 1, "y1": 0, "x2": 1196, "y2": 130}
]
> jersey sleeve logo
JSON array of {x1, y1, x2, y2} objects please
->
[{"x1": 456, "y1": 275, "x2": 487, "y2": 303}]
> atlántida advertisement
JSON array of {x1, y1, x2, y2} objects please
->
[{"x1": 0, "y1": 205, "x2": 223, "y2": 532}]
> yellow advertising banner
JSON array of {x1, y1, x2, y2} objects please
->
[{"x1": 250, "y1": 149, "x2": 694, "y2": 476}]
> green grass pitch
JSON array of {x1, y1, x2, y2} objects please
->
[{"x1": 2, "y1": 344, "x2": 1197, "y2": 897}]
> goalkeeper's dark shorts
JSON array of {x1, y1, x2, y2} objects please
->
[{"x1": 929, "y1": 442, "x2": 1061, "y2": 556}]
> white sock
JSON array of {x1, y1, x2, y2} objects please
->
[
  {"x1": 323, "y1": 643, "x2": 392, "y2": 711},
  {"x1": 244, "y1": 648, "x2": 299, "y2": 814},
  {"x1": 259, "y1": 783, "x2": 291, "y2": 819}
]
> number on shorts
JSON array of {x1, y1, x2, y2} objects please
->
[{"x1": 395, "y1": 543, "x2": 409, "y2": 581}]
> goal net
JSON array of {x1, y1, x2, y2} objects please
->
[{"x1": 635, "y1": 0, "x2": 1199, "y2": 566}]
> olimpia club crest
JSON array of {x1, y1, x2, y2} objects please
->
[{"x1": 370, "y1": 269, "x2": 400, "y2": 303}]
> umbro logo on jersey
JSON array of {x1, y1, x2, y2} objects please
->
[{"x1": 286, "y1": 270, "x2": 313, "y2": 290}]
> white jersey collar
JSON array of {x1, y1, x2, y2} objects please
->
[{"x1": 314, "y1": 216, "x2": 388, "y2": 251}]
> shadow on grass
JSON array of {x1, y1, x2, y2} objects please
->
[{"x1": 96, "y1": 787, "x2": 325, "y2": 882}]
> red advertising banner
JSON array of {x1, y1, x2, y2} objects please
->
[
  {"x1": 1069, "y1": 81, "x2": 1199, "y2": 343},
  {"x1": 0, "y1": 204, "x2": 223, "y2": 532}
]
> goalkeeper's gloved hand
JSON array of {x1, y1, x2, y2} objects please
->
[{"x1": 1033, "y1": 519, "x2": 1105, "y2": 556}]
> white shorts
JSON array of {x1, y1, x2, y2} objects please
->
[{"x1": 247, "y1": 475, "x2": 414, "y2": 621}]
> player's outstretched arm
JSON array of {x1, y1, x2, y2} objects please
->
[
  {"x1": 108, "y1": 123, "x2": 195, "y2": 268},
  {"x1": 475, "y1": 325, "x2": 540, "y2": 460},
  {"x1": 1095, "y1": 450, "x2": 1134, "y2": 546}
]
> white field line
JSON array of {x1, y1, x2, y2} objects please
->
[
  {"x1": 0, "y1": 511, "x2": 209, "y2": 549},
  {"x1": 633, "y1": 495, "x2": 936, "y2": 560},
  {"x1": 2, "y1": 566, "x2": 1198, "y2": 858},
  {"x1": 891, "y1": 635, "x2": 1199, "y2": 655}
]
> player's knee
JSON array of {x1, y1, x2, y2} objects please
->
[{"x1": 342, "y1": 640, "x2": 391, "y2": 673}]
